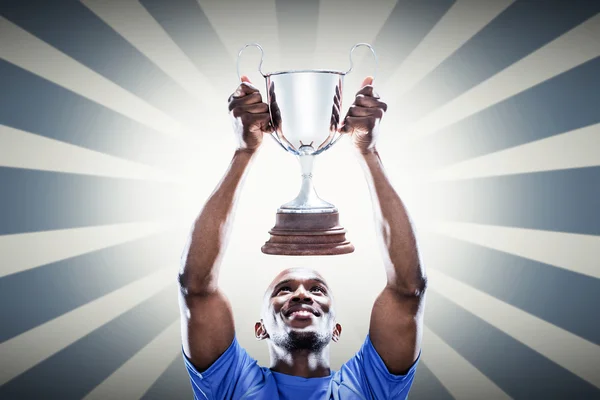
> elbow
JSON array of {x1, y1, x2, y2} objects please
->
[
  {"x1": 391, "y1": 272, "x2": 427, "y2": 298},
  {"x1": 177, "y1": 271, "x2": 193, "y2": 296},
  {"x1": 178, "y1": 269, "x2": 215, "y2": 297},
  {"x1": 412, "y1": 275, "x2": 428, "y2": 297},
  {"x1": 177, "y1": 272, "x2": 191, "y2": 295},
  {"x1": 178, "y1": 245, "x2": 219, "y2": 297}
]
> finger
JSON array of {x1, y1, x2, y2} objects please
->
[
  {"x1": 339, "y1": 122, "x2": 351, "y2": 134},
  {"x1": 269, "y1": 81, "x2": 276, "y2": 96},
  {"x1": 330, "y1": 103, "x2": 340, "y2": 128},
  {"x1": 355, "y1": 95, "x2": 387, "y2": 111},
  {"x1": 332, "y1": 100, "x2": 340, "y2": 117},
  {"x1": 232, "y1": 103, "x2": 269, "y2": 118},
  {"x1": 355, "y1": 85, "x2": 380, "y2": 99},
  {"x1": 231, "y1": 81, "x2": 260, "y2": 99},
  {"x1": 333, "y1": 91, "x2": 341, "y2": 108},
  {"x1": 228, "y1": 92, "x2": 262, "y2": 110},
  {"x1": 332, "y1": 88, "x2": 341, "y2": 128},
  {"x1": 242, "y1": 113, "x2": 273, "y2": 132},
  {"x1": 339, "y1": 117, "x2": 355, "y2": 134},
  {"x1": 341, "y1": 116, "x2": 376, "y2": 133},
  {"x1": 361, "y1": 76, "x2": 373, "y2": 87},
  {"x1": 347, "y1": 105, "x2": 383, "y2": 119},
  {"x1": 271, "y1": 105, "x2": 281, "y2": 124},
  {"x1": 269, "y1": 95, "x2": 281, "y2": 127},
  {"x1": 241, "y1": 112, "x2": 271, "y2": 124}
]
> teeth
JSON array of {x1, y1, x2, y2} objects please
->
[{"x1": 291, "y1": 310, "x2": 312, "y2": 317}]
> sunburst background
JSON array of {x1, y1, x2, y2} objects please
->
[{"x1": 1, "y1": 0, "x2": 599, "y2": 399}]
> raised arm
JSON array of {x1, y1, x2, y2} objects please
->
[
  {"x1": 341, "y1": 77, "x2": 427, "y2": 375},
  {"x1": 179, "y1": 77, "x2": 271, "y2": 371}
]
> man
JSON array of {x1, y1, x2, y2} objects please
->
[{"x1": 178, "y1": 75, "x2": 427, "y2": 399}]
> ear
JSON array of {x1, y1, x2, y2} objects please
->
[
  {"x1": 255, "y1": 320, "x2": 269, "y2": 340},
  {"x1": 332, "y1": 323, "x2": 342, "y2": 342}
]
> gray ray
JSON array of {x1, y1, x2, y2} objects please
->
[
  {"x1": 424, "y1": 221, "x2": 600, "y2": 280},
  {"x1": 405, "y1": 13, "x2": 600, "y2": 138},
  {"x1": 0, "y1": 268, "x2": 175, "y2": 385},
  {"x1": 430, "y1": 123, "x2": 600, "y2": 180},
  {"x1": 409, "y1": 362, "x2": 453, "y2": 400},
  {"x1": 386, "y1": 0, "x2": 514, "y2": 97},
  {"x1": 83, "y1": 320, "x2": 181, "y2": 400},
  {"x1": 81, "y1": 0, "x2": 220, "y2": 112},
  {"x1": 408, "y1": 169, "x2": 600, "y2": 237},
  {"x1": 424, "y1": 289, "x2": 600, "y2": 398},
  {"x1": 141, "y1": 353, "x2": 193, "y2": 399},
  {"x1": 0, "y1": 125, "x2": 180, "y2": 182},
  {"x1": 139, "y1": 0, "x2": 237, "y2": 94},
  {"x1": 198, "y1": 0, "x2": 282, "y2": 73},
  {"x1": 349, "y1": 0, "x2": 455, "y2": 90},
  {"x1": 313, "y1": 0, "x2": 397, "y2": 72},
  {"x1": 416, "y1": 231, "x2": 600, "y2": 346},
  {"x1": 274, "y1": 0, "x2": 319, "y2": 70},
  {"x1": 428, "y1": 268, "x2": 600, "y2": 389},
  {"x1": 422, "y1": 325, "x2": 511, "y2": 399},
  {"x1": 0, "y1": 16, "x2": 192, "y2": 138},
  {"x1": 0, "y1": 221, "x2": 172, "y2": 278}
]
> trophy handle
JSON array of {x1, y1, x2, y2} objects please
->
[
  {"x1": 345, "y1": 43, "x2": 378, "y2": 85},
  {"x1": 236, "y1": 43, "x2": 266, "y2": 81}
]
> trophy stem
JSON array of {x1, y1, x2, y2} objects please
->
[
  {"x1": 279, "y1": 155, "x2": 335, "y2": 212},
  {"x1": 297, "y1": 155, "x2": 320, "y2": 207}
]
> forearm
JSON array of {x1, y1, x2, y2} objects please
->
[
  {"x1": 179, "y1": 149, "x2": 256, "y2": 295},
  {"x1": 359, "y1": 150, "x2": 426, "y2": 295}
]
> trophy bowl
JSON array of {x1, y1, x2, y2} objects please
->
[{"x1": 237, "y1": 43, "x2": 377, "y2": 256}]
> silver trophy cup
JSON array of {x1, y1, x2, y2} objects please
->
[{"x1": 237, "y1": 43, "x2": 378, "y2": 255}]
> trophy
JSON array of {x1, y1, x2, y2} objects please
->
[{"x1": 237, "y1": 43, "x2": 378, "y2": 256}]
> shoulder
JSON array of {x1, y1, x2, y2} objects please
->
[
  {"x1": 183, "y1": 336, "x2": 272, "y2": 399},
  {"x1": 332, "y1": 335, "x2": 420, "y2": 400}
]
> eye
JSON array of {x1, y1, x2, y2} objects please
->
[
  {"x1": 310, "y1": 286, "x2": 325, "y2": 294},
  {"x1": 276, "y1": 286, "x2": 292, "y2": 294}
]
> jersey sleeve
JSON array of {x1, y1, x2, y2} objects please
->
[
  {"x1": 336, "y1": 335, "x2": 420, "y2": 400},
  {"x1": 182, "y1": 336, "x2": 267, "y2": 400}
]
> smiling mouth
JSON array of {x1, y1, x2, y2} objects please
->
[
  {"x1": 288, "y1": 310, "x2": 315, "y2": 318},
  {"x1": 284, "y1": 307, "x2": 320, "y2": 319}
]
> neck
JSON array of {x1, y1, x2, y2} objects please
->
[{"x1": 269, "y1": 344, "x2": 331, "y2": 378}]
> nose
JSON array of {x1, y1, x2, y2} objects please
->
[{"x1": 291, "y1": 286, "x2": 313, "y2": 303}]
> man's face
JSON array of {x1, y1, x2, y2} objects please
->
[{"x1": 257, "y1": 268, "x2": 340, "y2": 351}]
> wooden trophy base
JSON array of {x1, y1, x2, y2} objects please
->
[{"x1": 261, "y1": 210, "x2": 354, "y2": 256}]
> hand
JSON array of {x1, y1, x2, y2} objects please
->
[
  {"x1": 228, "y1": 76, "x2": 273, "y2": 152},
  {"x1": 340, "y1": 77, "x2": 387, "y2": 154}
]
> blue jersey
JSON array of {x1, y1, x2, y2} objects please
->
[{"x1": 183, "y1": 335, "x2": 419, "y2": 399}]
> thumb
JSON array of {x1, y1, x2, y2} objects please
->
[
  {"x1": 241, "y1": 75, "x2": 252, "y2": 84},
  {"x1": 339, "y1": 121, "x2": 351, "y2": 134},
  {"x1": 361, "y1": 76, "x2": 373, "y2": 87}
]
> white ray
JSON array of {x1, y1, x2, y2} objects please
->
[
  {"x1": 0, "y1": 267, "x2": 175, "y2": 385},
  {"x1": 197, "y1": 0, "x2": 281, "y2": 73},
  {"x1": 81, "y1": 0, "x2": 219, "y2": 107},
  {"x1": 430, "y1": 123, "x2": 600, "y2": 181},
  {"x1": 314, "y1": 0, "x2": 397, "y2": 69},
  {"x1": 406, "y1": 13, "x2": 600, "y2": 138},
  {"x1": 422, "y1": 326, "x2": 511, "y2": 399},
  {"x1": 387, "y1": 0, "x2": 514, "y2": 97},
  {"x1": 425, "y1": 220, "x2": 600, "y2": 280},
  {"x1": 0, "y1": 221, "x2": 171, "y2": 278},
  {"x1": 0, "y1": 17, "x2": 191, "y2": 138},
  {"x1": 83, "y1": 320, "x2": 180, "y2": 400},
  {"x1": 0, "y1": 125, "x2": 181, "y2": 183},
  {"x1": 428, "y1": 268, "x2": 600, "y2": 389}
]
